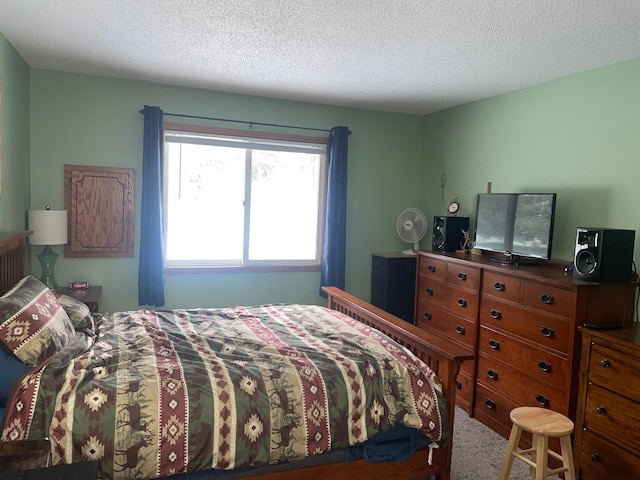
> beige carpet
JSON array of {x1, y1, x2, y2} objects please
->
[{"x1": 450, "y1": 407, "x2": 561, "y2": 480}]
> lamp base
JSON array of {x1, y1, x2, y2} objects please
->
[{"x1": 37, "y1": 245, "x2": 59, "y2": 289}]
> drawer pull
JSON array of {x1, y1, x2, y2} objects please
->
[
  {"x1": 485, "y1": 398, "x2": 496, "y2": 409},
  {"x1": 455, "y1": 325, "x2": 466, "y2": 335},
  {"x1": 600, "y1": 359, "x2": 611, "y2": 368},
  {"x1": 455, "y1": 380, "x2": 462, "y2": 389},
  {"x1": 494, "y1": 282, "x2": 505, "y2": 291},
  {"x1": 457, "y1": 272, "x2": 467, "y2": 281},
  {"x1": 487, "y1": 369, "x2": 499, "y2": 380},
  {"x1": 590, "y1": 453, "x2": 600, "y2": 462},
  {"x1": 540, "y1": 326, "x2": 554, "y2": 338},
  {"x1": 489, "y1": 339, "x2": 500, "y2": 350},
  {"x1": 423, "y1": 312, "x2": 432, "y2": 320},
  {"x1": 425, "y1": 288, "x2": 433, "y2": 296},
  {"x1": 457, "y1": 298, "x2": 467, "y2": 308},
  {"x1": 538, "y1": 360, "x2": 552, "y2": 373},
  {"x1": 490, "y1": 309, "x2": 502, "y2": 320},
  {"x1": 539, "y1": 294, "x2": 554, "y2": 305},
  {"x1": 536, "y1": 394, "x2": 550, "y2": 407},
  {"x1": 427, "y1": 265, "x2": 436, "y2": 272},
  {"x1": 596, "y1": 406, "x2": 607, "y2": 415}
]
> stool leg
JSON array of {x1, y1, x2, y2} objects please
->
[
  {"x1": 530, "y1": 434, "x2": 538, "y2": 478},
  {"x1": 559, "y1": 435, "x2": 576, "y2": 480},
  {"x1": 534, "y1": 434, "x2": 548, "y2": 480},
  {"x1": 498, "y1": 423, "x2": 523, "y2": 480}
]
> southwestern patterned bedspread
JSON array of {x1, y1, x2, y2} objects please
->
[{"x1": 2, "y1": 302, "x2": 447, "y2": 480}]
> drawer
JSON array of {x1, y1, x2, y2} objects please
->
[
  {"x1": 478, "y1": 327, "x2": 568, "y2": 389},
  {"x1": 416, "y1": 301, "x2": 476, "y2": 349},
  {"x1": 579, "y1": 429, "x2": 640, "y2": 479},
  {"x1": 588, "y1": 343, "x2": 640, "y2": 404},
  {"x1": 445, "y1": 263, "x2": 480, "y2": 291},
  {"x1": 454, "y1": 370, "x2": 474, "y2": 413},
  {"x1": 479, "y1": 298, "x2": 571, "y2": 354},
  {"x1": 522, "y1": 281, "x2": 575, "y2": 317},
  {"x1": 473, "y1": 382, "x2": 518, "y2": 437},
  {"x1": 481, "y1": 271, "x2": 522, "y2": 303},
  {"x1": 418, "y1": 256, "x2": 446, "y2": 282},
  {"x1": 583, "y1": 383, "x2": 640, "y2": 453},
  {"x1": 477, "y1": 354, "x2": 567, "y2": 411},
  {"x1": 417, "y1": 278, "x2": 478, "y2": 320}
]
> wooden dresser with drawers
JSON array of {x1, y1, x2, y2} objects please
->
[
  {"x1": 573, "y1": 326, "x2": 640, "y2": 479},
  {"x1": 413, "y1": 250, "x2": 637, "y2": 442}
]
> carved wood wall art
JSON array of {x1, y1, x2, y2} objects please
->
[{"x1": 64, "y1": 165, "x2": 135, "y2": 258}]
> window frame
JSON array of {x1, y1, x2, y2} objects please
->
[{"x1": 162, "y1": 123, "x2": 329, "y2": 274}]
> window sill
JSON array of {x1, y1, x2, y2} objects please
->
[{"x1": 165, "y1": 264, "x2": 321, "y2": 274}]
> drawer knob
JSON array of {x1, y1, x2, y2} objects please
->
[
  {"x1": 538, "y1": 360, "x2": 552, "y2": 373},
  {"x1": 536, "y1": 393, "x2": 550, "y2": 407},
  {"x1": 423, "y1": 312, "x2": 432, "y2": 320},
  {"x1": 457, "y1": 298, "x2": 467, "y2": 308},
  {"x1": 539, "y1": 294, "x2": 554, "y2": 305},
  {"x1": 425, "y1": 288, "x2": 433, "y2": 296},
  {"x1": 489, "y1": 339, "x2": 500, "y2": 350},
  {"x1": 590, "y1": 453, "x2": 600, "y2": 462},
  {"x1": 490, "y1": 309, "x2": 502, "y2": 320},
  {"x1": 485, "y1": 398, "x2": 496, "y2": 409},
  {"x1": 600, "y1": 359, "x2": 611, "y2": 368},
  {"x1": 494, "y1": 282, "x2": 505, "y2": 291},
  {"x1": 540, "y1": 326, "x2": 554, "y2": 338},
  {"x1": 455, "y1": 380, "x2": 462, "y2": 389},
  {"x1": 487, "y1": 369, "x2": 499, "y2": 380},
  {"x1": 455, "y1": 325, "x2": 466, "y2": 335},
  {"x1": 596, "y1": 406, "x2": 607, "y2": 415},
  {"x1": 428, "y1": 265, "x2": 436, "y2": 272},
  {"x1": 457, "y1": 272, "x2": 467, "y2": 281}
]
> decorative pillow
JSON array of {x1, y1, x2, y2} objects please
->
[
  {"x1": 0, "y1": 276, "x2": 76, "y2": 366},
  {"x1": 55, "y1": 293, "x2": 96, "y2": 336}
]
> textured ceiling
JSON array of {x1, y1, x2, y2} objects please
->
[{"x1": 1, "y1": 1, "x2": 639, "y2": 115}]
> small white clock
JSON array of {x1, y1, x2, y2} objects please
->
[{"x1": 447, "y1": 197, "x2": 460, "y2": 216}]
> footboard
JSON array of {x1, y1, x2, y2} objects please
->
[{"x1": 323, "y1": 286, "x2": 474, "y2": 480}]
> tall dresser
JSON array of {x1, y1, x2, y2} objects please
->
[
  {"x1": 413, "y1": 250, "x2": 637, "y2": 439},
  {"x1": 573, "y1": 326, "x2": 640, "y2": 479}
]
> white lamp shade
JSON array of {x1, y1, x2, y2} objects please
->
[{"x1": 28, "y1": 209, "x2": 68, "y2": 246}]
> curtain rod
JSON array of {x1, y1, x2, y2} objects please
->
[{"x1": 138, "y1": 109, "x2": 351, "y2": 135}]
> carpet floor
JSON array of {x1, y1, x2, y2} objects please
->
[{"x1": 450, "y1": 407, "x2": 561, "y2": 480}]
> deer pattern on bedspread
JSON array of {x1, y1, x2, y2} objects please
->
[{"x1": 1, "y1": 304, "x2": 447, "y2": 480}]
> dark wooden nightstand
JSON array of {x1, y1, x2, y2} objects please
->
[
  {"x1": 0, "y1": 439, "x2": 51, "y2": 471},
  {"x1": 54, "y1": 286, "x2": 102, "y2": 312}
]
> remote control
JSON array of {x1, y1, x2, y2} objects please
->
[{"x1": 582, "y1": 323, "x2": 621, "y2": 330}]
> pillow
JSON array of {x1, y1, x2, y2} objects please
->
[
  {"x1": 55, "y1": 293, "x2": 96, "y2": 336},
  {"x1": 0, "y1": 345, "x2": 31, "y2": 408},
  {"x1": 0, "y1": 275, "x2": 76, "y2": 366}
]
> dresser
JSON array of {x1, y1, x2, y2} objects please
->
[
  {"x1": 413, "y1": 250, "x2": 637, "y2": 437},
  {"x1": 573, "y1": 326, "x2": 640, "y2": 479}
]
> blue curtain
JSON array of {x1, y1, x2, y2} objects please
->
[
  {"x1": 320, "y1": 126, "x2": 350, "y2": 297},
  {"x1": 138, "y1": 105, "x2": 166, "y2": 306}
]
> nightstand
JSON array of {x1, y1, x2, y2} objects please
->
[
  {"x1": 0, "y1": 439, "x2": 51, "y2": 472},
  {"x1": 54, "y1": 286, "x2": 102, "y2": 312}
]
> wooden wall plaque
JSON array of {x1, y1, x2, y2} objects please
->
[{"x1": 64, "y1": 165, "x2": 135, "y2": 258}]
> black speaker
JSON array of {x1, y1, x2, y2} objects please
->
[
  {"x1": 573, "y1": 228, "x2": 635, "y2": 283},
  {"x1": 432, "y1": 216, "x2": 470, "y2": 252}
]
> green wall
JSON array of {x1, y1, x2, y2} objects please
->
[
  {"x1": 421, "y1": 57, "x2": 640, "y2": 263},
  {"x1": 28, "y1": 70, "x2": 424, "y2": 311},
  {"x1": 0, "y1": 34, "x2": 31, "y2": 234}
]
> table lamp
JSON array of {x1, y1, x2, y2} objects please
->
[{"x1": 28, "y1": 207, "x2": 68, "y2": 289}]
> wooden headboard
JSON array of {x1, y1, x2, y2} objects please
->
[{"x1": 0, "y1": 231, "x2": 31, "y2": 295}]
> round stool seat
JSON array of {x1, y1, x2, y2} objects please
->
[{"x1": 509, "y1": 406, "x2": 574, "y2": 437}]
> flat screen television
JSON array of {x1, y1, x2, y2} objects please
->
[{"x1": 473, "y1": 193, "x2": 557, "y2": 264}]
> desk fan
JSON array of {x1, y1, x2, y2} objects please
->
[{"x1": 396, "y1": 208, "x2": 427, "y2": 254}]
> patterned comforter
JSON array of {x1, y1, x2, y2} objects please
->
[{"x1": 2, "y1": 304, "x2": 447, "y2": 480}]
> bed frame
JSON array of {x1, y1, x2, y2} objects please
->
[{"x1": 0, "y1": 231, "x2": 473, "y2": 480}]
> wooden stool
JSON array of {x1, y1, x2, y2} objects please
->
[{"x1": 498, "y1": 407, "x2": 575, "y2": 480}]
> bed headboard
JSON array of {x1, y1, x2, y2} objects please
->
[{"x1": 0, "y1": 231, "x2": 31, "y2": 295}]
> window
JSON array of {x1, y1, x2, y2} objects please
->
[{"x1": 163, "y1": 124, "x2": 328, "y2": 270}]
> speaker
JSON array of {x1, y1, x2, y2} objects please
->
[
  {"x1": 573, "y1": 228, "x2": 635, "y2": 283},
  {"x1": 432, "y1": 216, "x2": 470, "y2": 252}
]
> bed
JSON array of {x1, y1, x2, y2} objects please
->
[{"x1": 0, "y1": 231, "x2": 472, "y2": 480}]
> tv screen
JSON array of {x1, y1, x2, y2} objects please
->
[{"x1": 474, "y1": 193, "x2": 556, "y2": 262}]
